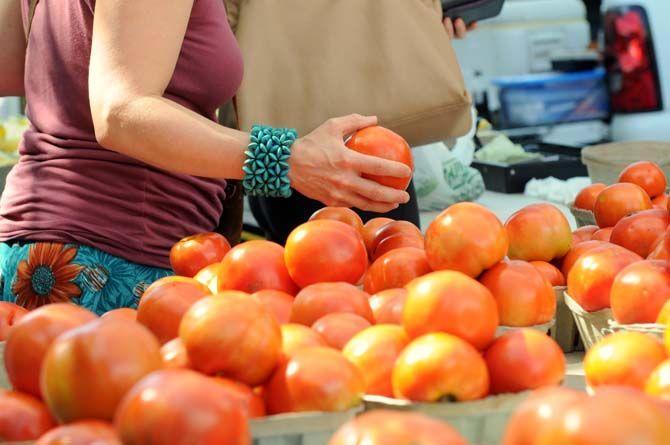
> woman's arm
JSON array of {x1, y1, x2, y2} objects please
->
[{"x1": 0, "y1": 0, "x2": 26, "y2": 97}]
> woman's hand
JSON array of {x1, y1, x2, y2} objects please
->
[
  {"x1": 443, "y1": 17, "x2": 477, "y2": 39},
  {"x1": 289, "y1": 115, "x2": 412, "y2": 213}
]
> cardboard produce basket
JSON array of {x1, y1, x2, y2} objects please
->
[
  {"x1": 564, "y1": 293, "x2": 614, "y2": 350},
  {"x1": 495, "y1": 320, "x2": 554, "y2": 337},
  {"x1": 363, "y1": 393, "x2": 529, "y2": 445},
  {"x1": 581, "y1": 141, "x2": 670, "y2": 185},
  {"x1": 550, "y1": 287, "x2": 580, "y2": 352},
  {"x1": 569, "y1": 205, "x2": 596, "y2": 228},
  {"x1": 606, "y1": 320, "x2": 665, "y2": 342}
]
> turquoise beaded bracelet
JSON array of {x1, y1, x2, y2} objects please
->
[{"x1": 242, "y1": 125, "x2": 297, "y2": 198}]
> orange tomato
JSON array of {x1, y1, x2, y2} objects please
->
[
  {"x1": 5, "y1": 303, "x2": 97, "y2": 399},
  {"x1": 342, "y1": 325, "x2": 409, "y2": 397},
  {"x1": 264, "y1": 347, "x2": 365, "y2": 414},
  {"x1": 363, "y1": 247, "x2": 431, "y2": 294},
  {"x1": 179, "y1": 292, "x2": 281, "y2": 386},
  {"x1": 100, "y1": 307, "x2": 137, "y2": 322},
  {"x1": 567, "y1": 244, "x2": 642, "y2": 311},
  {"x1": 217, "y1": 240, "x2": 298, "y2": 294},
  {"x1": 610, "y1": 209, "x2": 670, "y2": 257},
  {"x1": 362, "y1": 217, "x2": 394, "y2": 256},
  {"x1": 114, "y1": 369, "x2": 249, "y2": 445},
  {"x1": 505, "y1": 204, "x2": 572, "y2": 262},
  {"x1": 290, "y1": 282, "x2": 373, "y2": 326},
  {"x1": 252, "y1": 289, "x2": 294, "y2": 325},
  {"x1": 371, "y1": 234, "x2": 424, "y2": 262},
  {"x1": 560, "y1": 240, "x2": 608, "y2": 278},
  {"x1": 35, "y1": 421, "x2": 121, "y2": 445},
  {"x1": 193, "y1": 262, "x2": 224, "y2": 294},
  {"x1": 41, "y1": 318, "x2": 162, "y2": 423},
  {"x1": 657, "y1": 300, "x2": 670, "y2": 324},
  {"x1": 169, "y1": 232, "x2": 231, "y2": 278},
  {"x1": 649, "y1": 228, "x2": 670, "y2": 260},
  {"x1": 403, "y1": 271, "x2": 499, "y2": 350},
  {"x1": 594, "y1": 183, "x2": 653, "y2": 228},
  {"x1": 485, "y1": 329, "x2": 565, "y2": 394},
  {"x1": 529, "y1": 261, "x2": 566, "y2": 287},
  {"x1": 653, "y1": 193, "x2": 669, "y2": 210},
  {"x1": 137, "y1": 276, "x2": 210, "y2": 345},
  {"x1": 0, "y1": 391, "x2": 55, "y2": 441},
  {"x1": 573, "y1": 183, "x2": 607, "y2": 211},
  {"x1": 285, "y1": 220, "x2": 368, "y2": 288},
  {"x1": 480, "y1": 261, "x2": 556, "y2": 327},
  {"x1": 312, "y1": 313, "x2": 371, "y2": 350},
  {"x1": 213, "y1": 377, "x2": 266, "y2": 418},
  {"x1": 160, "y1": 338, "x2": 191, "y2": 369},
  {"x1": 0, "y1": 302, "x2": 27, "y2": 341},
  {"x1": 309, "y1": 207, "x2": 364, "y2": 235},
  {"x1": 619, "y1": 160, "x2": 667, "y2": 198},
  {"x1": 368, "y1": 288, "x2": 407, "y2": 325},
  {"x1": 329, "y1": 410, "x2": 469, "y2": 445},
  {"x1": 592, "y1": 227, "x2": 613, "y2": 242},
  {"x1": 584, "y1": 331, "x2": 667, "y2": 390},
  {"x1": 645, "y1": 359, "x2": 670, "y2": 402},
  {"x1": 611, "y1": 260, "x2": 670, "y2": 324},
  {"x1": 280, "y1": 324, "x2": 328, "y2": 358},
  {"x1": 571, "y1": 225, "x2": 599, "y2": 244},
  {"x1": 345, "y1": 126, "x2": 414, "y2": 190},
  {"x1": 392, "y1": 333, "x2": 489, "y2": 402},
  {"x1": 369, "y1": 220, "x2": 423, "y2": 255}
]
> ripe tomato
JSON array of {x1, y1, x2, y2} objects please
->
[
  {"x1": 591, "y1": 227, "x2": 613, "y2": 241},
  {"x1": 329, "y1": 410, "x2": 469, "y2": 445},
  {"x1": 368, "y1": 288, "x2": 407, "y2": 324},
  {"x1": 649, "y1": 228, "x2": 670, "y2": 260},
  {"x1": 645, "y1": 359, "x2": 670, "y2": 402},
  {"x1": 252, "y1": 289, "x2": 294, "y2": 325},
  {"x1": 362, "y1": 217, "x2": 394, "y2": 256},
  {"x1": 169, "y1": 232, "x2": 231, "y2": 278},
  {"x1": 0, "y1": 302, "x2": 27, "y2": 341},
  {"x1": 217, "y1": 240, "x2": 298, "y2": 294},
  {"x1": 480, "y1": 261, "x2": 556, "y2": 327},
  {"x1": 594, "y1": 183, "x2": 653, "y2": 228},
  {"x1": 485, "y1": 329, "x2": 565, "y2": 394},
  {"x1": 560, "y1": 240, "x2": 608, "y2": 278},
  {"x1": 193, "y1": 262, "x2": 224, "y2": 294},
  {"x1": 280, "y1": 324, "x2": 328, "y2": 358},
  {"x1": 160, "y1": 338, "x2": 191, "y2": 369},
  {"x1": 584, "y1": 331, "x2": 666, "y2": 390},
  {"x1": 369, "y1": 220, "x2": 422, "y2": 254},
  {"x1": 611, "y1": 260, "x2": 670, "y2": 324},
  {"x1": 179, "y1": 292, "x2": 281, "y2": 386},
  {"x1": 345, "y1": 126, "x2": 413, "y2": 190},
  {"x1": 572, "y1": 225, "x2": 599, "y2": 244},
  {"x1": 0, "y1": 391, "x2": 55, "y2": 441},
  {"x1": 619, "y1": 161, "x2": 667, "y2": 198},
  {"x1": 41, "y1": 318, "x2": 161, "y2": 423},
  {"x1": 137, "y1": 276, "x2": 210, "y2": 345},
  {"x1": 100, "y1": 307, "x2": 136, "y2": 322},
  {"x1": 653, "y1": 193, "x2": 669, "y2": 210},
  {"x1": 342, "y1": 325, "x2": 409, "y2": 397},
  {"x1": 264, "y1": 347, "x2": 365, "y2": 414},
  {"x1": 35, "y1": 421, "x2": 121, "y2": 445},
  {"x1": 503, "y1": 387, "x2": 587, "y2": 445},
  {"x1": 425, "y1": 203, "x2": 508, "y2": 278},
  {"x1": 567, "y1": 244, "x2": 642, "y2": 311},
  {"x1": 573, "y1": 183, "x2": 607, "y2": 211},
  {"x1": 285, "y1": 220, "x2": 368, "y2": 288},
  {"x1": 312, "y1": 313, "x2": 371, "y2": 350},
  {"x1": 364, "y1": 247, "x2": 431, "y2": 294},
  {"x1": 506, "y1": 204, "x2": 572, "y2": 262},
  {"x1": 657, "y1": 300, "x2": 670, "y2": 324},
  {"x1": 610, "y1": 209, "x2": 670, "y2": 257},
  {"x1": 403, "y1": 271, "x2": 499, "y2": 350},
  {"x1": 371, "y1": 234, "x2": 424, "y2": 262},
  {"x1": 115, "y1": 369, "x2": 249, "y2": 445},
  {"x1": 529, "y1": 261, "x2": 566, "y2": 287},
  {"x1": 290, "y1": 282, "x2": 373, "y2": 326},
  {"x1": 309, "y1": 207, "x2": 364, "y2": 235},
  {"x1": 393, "y1": 333, "x2": 489, "y2": 402},
  {"x1": 5, "y1": 303, "x2": 97, "y2": 399},
  {"x1": 213, "y1": 377, "x2": 266, "y2": 418}
]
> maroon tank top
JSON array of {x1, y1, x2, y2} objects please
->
[{"x1": 0, "y1": 0, "x2": 244, "y2": 268}]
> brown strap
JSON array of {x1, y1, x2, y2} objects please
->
[{"x1": 26, "y1": 0, "x2": 39, "y2": 41}]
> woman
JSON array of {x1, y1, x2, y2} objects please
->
[{"x1": 0, "y1": 0, "x2": 412, "y2": 314}]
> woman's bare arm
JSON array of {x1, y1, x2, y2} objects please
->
[{"x1": 0, "y1": 0, "x2": 26, "y2": 97}]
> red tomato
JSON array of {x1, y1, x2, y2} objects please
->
[
  {"x1": 505, "y1": 204, "x2": 572, "y2": 262},
  {"x1": 572, "y1": 225, "x2": 599, "y2": 244},
  {"x1": 137, "y1": 276, "x2": 210, "y2": 345},
  {"x1": 252, "y1": 289, "x2": 294, "y2": 325},
  {"x1": 362, "y1": 217, "x2": 394, "y2": 256},
  {"x1": 584, "y1": 331, "x2": 667, "y2": 390},
  {"x1": 610, "y1": 209, "x2": 670, "y2": 257},
  {"x1": 592, "y1": 227, "x2": 613, "y2": 242},
  {"x1": 290, "y1": 282, "x2": 373, "y2": 326},
  {"x1": 100, "y1": 307, "x2": 136, "y2": 322},
  {"x1": 485, "y1": 329, "x2": 565, "y2": 394},
  {"x1": 425, "y1": 203, "x2": 508, "y2": 278},
  {"x1": 193, "y1": 262, "x2": 224, "y2": 294},
  {"x1": 213, "y1": 377, "x2": 266, "y2": 418},
  {"x1": 115, "y1": 369, "x2": 249, "y2": 445},
  {"x1": 160, "y1": 338, "x2": 191, "y2": 369},
  {"x1": 5, "y1": 303, "x2": 97, "y2": 399},
  {"x1": 653, "y1": 193, "x2": 669, "y2": 210},
  {"x1": 529, "y1": 261, "x2": 566, "y2": 287},
  {"x1": 41, "y1": 318, "x2": 161, "y2": 423},
  {"x1": 573, "y1": 183, "x2": 607, "y2": 211},
  {"x1": 364, "y1": 247, "x2": 431, "y2": 294},
  {"x1": 329, "y1": 410, "x2": 469, "y2": 445},
  {"x1": 0, "y1": 391, "x2": 55, "y2": 441},
  {"x1": 560, "y1": 240, "x2": 609, "y2": 278},
  {"x1": 345, "y1": 126, "x2": 414, "y2": 190},
  {"x1": 619, "y1": 161, "x2": 667, "y2": 198},
  {"x1": 169, "y1": 232, "x2": 231, "y2": 278},
  {"x1": 403, "y1": 271, "x2": 499, "y2": 350},
  {"x1": 594, "y1": 183, "x2": 653, "y2": 228},
  {"x1": 35, "y1": 421, "x2": 121, "y2": 445},
  {"x1": 264, "y1": 347, "x2": 365, "y2": 414},
  {"x1": 392, "y1": 333, "x2": 489, "y2": 402},
  {"x1": 342, "y1": 325, "x2": 410, "y2": 397},
  {"x1": 312, "y1": 313, "x2": 371, "y2": 350},
  {"x1": 0, "y1": 302, "x2": 27, "y2": 341},
  {"x1": 309, "y1": 207, "x2": 364, "y2": 235},
  {"x1": 285, "y1": 220, "x2": 368, "y2": 288},
  {"x1": 649, "y1": 228, "x2": 670, "y2": 260},
  {"x1": 179, "y1": 292, "x2": 281, "y2": 386},
  {"x1": 646, "y1": 359, "x2": 670, "y2": 402},
  {"x1": 371, "y1": 234, "x2": 424, "y2": 262},
  {"x1": 280, "y1": 324, "x2": 328, "y2": 358},
  {"x1": 369, "y1": 221, "x2": 422, "y2": 255},
  {"x1": 217, "y1": 240, "x2": 298, "y2": 295},
  {"x1": 368, "y1": 288, "x2": 407, "y2": 325},
  {"x1": 611, "y1": 260, "x2": 670, "y2": 324}
]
